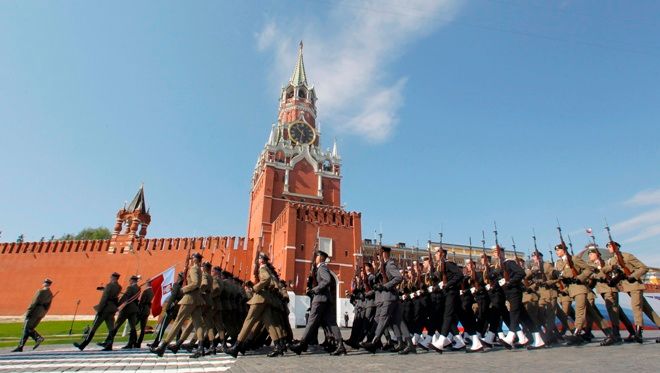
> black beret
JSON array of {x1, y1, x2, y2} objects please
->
[
  {"x1": 203, "y1": 261, "x2": 212, "y2": 268},
  {"x1": 317, "y1": 250, "x2": 329, "y2": 258},
  {"x1": 111, "y1": 272, "x2": 121, "y2": 278},
  {"x1": 258, "y1": 252, "x2": 270, "y2": 261},
  {"x1": 381, "y1": 246, "x2": 391, "y2": 253},
  {"x1": 43, "y1": 278, "x2": 53, "y2": 285},
  {"x1": 192, "y1": 252, "x2": 203, "y2": 260},
  {"x1": 130, "y1": 275, "x2": 139, "y2": 281}
]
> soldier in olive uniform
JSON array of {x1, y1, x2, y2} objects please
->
[
  {"x1": 227, "y1": 252, "x2": 281, "y2": 358},
  {"x1": 602, "y1": 242, "x2": 650, "y2": 343},
  {"x1": 151, "y1": 252, "x2": 206, "y2": 358},
  {"x1": 210, "y1": 266, "x2": 227, "y2": 353},
  {"x1": 135, "y1": 278, "x2": 154, "y2": 349},
  {"x1": 530, "y1": 252, "x2": 562, "y2": 344},
  {"x1": 12, "y1": 278, "x2": 54, "y2": 352},
  {"x1": 75, "y1": 272, "x2": 122, "y2": 351},
  {"x1": 101, "y1": 275, "x2": 141, "y2": 350},
  {"x1": 554, "y1": 244, "x2": 593, "y2": 345}
]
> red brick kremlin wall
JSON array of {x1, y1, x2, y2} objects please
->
[{"x1": 0, "y1": 236, "x2": 252, "y2": 316}]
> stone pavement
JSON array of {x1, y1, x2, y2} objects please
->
[{"x1": 1, "y1": 330, "x2": 658, "y2": 372}]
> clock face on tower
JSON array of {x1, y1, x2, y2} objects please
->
[{"x1": 288, "y1": 121, "x2": 315, "y2": 145}]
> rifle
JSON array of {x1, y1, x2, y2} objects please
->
[
  {"x1": 427, "y1": 240, "x2": 435, "y2": 282},
  {"x1": 494, "y1": 221, "x2": 509, "y2": 282},
  {"x1": 378, "y1": 233, "x2": 389, "y2": 284},
  {"x1": 437, "y1": 231, "x2": 448, "y2": 286},
  {"x1": 604, "y1": 219, "x2": 634, "y2": 285},
  {"x1": 182, "y1": 239, "x2": 193, "y2": 286},
  {"x1": 68, "y1": 299, "x2": 80, "y2": 335},
  {"x1": 532, "y1": 229, "x2": 547, "y2": 282},
  {"x1": 480, "y1": 230, "x2": 490, "y2": 284},
  {"x1": 557, "y1": 219, "x2": 579, "y2": 279},
  {"x1": 468, "y1": 237, "x2": 480, "y2": 290}
]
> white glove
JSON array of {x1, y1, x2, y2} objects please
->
[
  {"x1": 498, "y1": 278, "x2": 506, "y2": 286},
  {"x1": 485, "y1": 284, "x2": 491, "y2": 291},
  {"x1": 428, "y1": 286, "x2": 434, "y2": 293},
  {"x1": 459, "y1": 290, "x2": 465, "y2": 295},
  {"x1": 410, "y1": 293, "x2": 415, "y2": 299},
  {"x1": 438, "y1": 282, "x2": 445, "y2": 290},
  {"x1": 402, "y1": 294, "x2": 408, "y2": 300},
  {"x1": 470, "y1": 287, "x2": 476, "y2": 294},
  {"x1": 416, "y1": 290, "x2": 422, "y2": 296}
]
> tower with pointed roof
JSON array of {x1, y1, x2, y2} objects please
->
[
  {"x1": 109, "y1": 184, "x2": 152, "y2": 252},
  {"x1": 246, "y1": 42, "x2": 361, "y2": 308}
]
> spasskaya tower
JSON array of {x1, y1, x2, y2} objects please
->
[{"x1": 246, "y1": 42, "x2": 362, "y2": 315}]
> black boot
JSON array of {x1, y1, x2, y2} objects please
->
[
  {"x1": 360, "y1": 340, "x2": 380, "y2": 354},
  {"x1": 33, "y1": 334, "x2": 45, "y2": 350},
  {"x1": 634, "y1": 326, "x2": 643, "y2": 344},
  {"x1": 73, "y1": 340, "x2": 89, "y2": 351},
  {"x1": 267, "y1": 339, "x2": 284, "y2": 357},
  {"x1": 11, "y1": 346, "x2": 23, "y2": 353},
  {"x1": 398, "y1": 338, "x2": 416, "y2": 355},
  {"x1": 330, "y1": 340, "x2": 347, "y2": 356},
  {"x1": 565, "y1": 329, "x2": 584, "y2": 346},
  {"x1": 392, "y1": 340, "x2": 406, "y2": 353},
  {"x1": 227, "y1": 341, "x2": 244, "y2": 358},
  {"x1": 190, "y1": 345, "x2": 205, "y2": 359},
  {"x1": 288, "y1": 340, "x2": 308, "y2": 355},
  {"x1": 150, "y1": 342, "x2": 167, "y2": 357},
  {"x1": 102, "y1": 343, "x2": 113, "y2": 351}
]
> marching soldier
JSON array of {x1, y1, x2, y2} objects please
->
[
  {"x1": 603, "y1": 241, "x2": 649, "y2": 343},
  {"x1": 135, "y1": 278, "x2": 154, "y2": 349},
  {"x1": 210, "y1": 266, "x2": 227, "y2": 353},
  {"x1": 290, "y1": 250, "x2": 348, "y2": 356},
  {"x1": 100, "y1": 274, "x2": 141, "y2": 351},
  {"x1": 490, "y1": 245, "x2": 545, "y2": 350},
  {"x1": 12, "y1": 278, "x2": 53, "y2": 352},
  {"x1": 74, "y1": 272, "x2": 122, "y2": 351},
  {"x1": 361, "y1": 246, "x2": 415, "y2": 355},
  {"x1": 151, "y1": 252, "x2": 206, "y2": 358},
  {"x1": 554, "y1": 244, "x2": 593, "y2": 345},
  {"x1": 226, "y1": 252, "x2": 282, "y2": 358},
  {"x1": 150, "y1": 271, "x2": 183, "y2": 348},
  {"x1": 530, "y1": 251, "x2": 562, "y2": 344}
]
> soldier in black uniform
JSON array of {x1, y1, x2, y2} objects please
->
[
  {"x1": 74, "y1": 272, "x2": 122, "y2": 351},
  {"x1": 490, "y1": 246, "x2": 545, "y2": 350},
  {"x1": 12, "y1": 278, "x2": 54, "y2": 352},
  {"x1": 135, "y1": 278, "x2": 154, "y2": 349},
  {"x1": 100, "y1": 274, "x2": 140, "y2": 350}
]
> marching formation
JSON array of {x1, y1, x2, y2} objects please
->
[{"x1": 9, "y1": 223, "x2": 660, "y2": 360}]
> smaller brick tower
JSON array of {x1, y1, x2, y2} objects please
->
[{"x1": 109, "y1": 184, "x2": 151, "y2": 253}]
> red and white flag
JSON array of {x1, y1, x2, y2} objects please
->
[
  {"x1": 586, "y1": 228, "x2": 593, "y2": 235},
  {"x1": 150, "y1": 266, "x2": 176, "y2": 317}
]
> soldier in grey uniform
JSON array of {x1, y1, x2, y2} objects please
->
[
  {"x1": 75, "y1": 272, "x2": 122, "y2": 351},
  {"x1": 12, "y1": 278, "x2": 54, "y2": 352},
  {"x1": 290, "y1": 250, "x2": 347, "y2": 356},
  {"x1": 100, "y1": 274, "x2": 141, "y2": 350},
  {"x1": 361, "y1": 246, "x2": 415, "y2": 354}
]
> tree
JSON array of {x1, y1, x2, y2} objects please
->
[{"x1": 58, "y1": 227, "x2": 111, "y2": 241}]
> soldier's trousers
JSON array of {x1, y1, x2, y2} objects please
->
[
  {"x1": 505, "y1": 287, "x2": 538, "y2": 333},
  {"x1": 572, "y1": 293, "x2": 587, "y2": 330},
  {"x1": 364, "y1": 306, "x2": 377, "y2": 341},
  {"x1": 372, "y1": 301, "x2": 403, "y2": 342},
  {"x1": 475, "y1": 294, "x2": 490, "y2": 335},
  {"x1": 600, "y1": 291, "x2": 634, "y2": 335},
  {"x1": 537, "y1": 297, "x2": 556, "y2": 334},
  {"x1": 81, "y1": 311, "x2": 115, "y2": 346},
  {"x1": 628, "y1": 290, "x2": 644, "y2": 326},
  {"x1": 153, "y1": 307, "x2": 177, "y2": 346},
  {"x1": 301, "y1": 301, "x2": 343, "y2": 343},
  {"x1": 163, "y1": 304, "x2": 204, "y2": 345},
  {"x1": 237, "y1": 303, "x2": 278, "y2": 343},
  {"x1": 136, "y1": 312, "x2": 149, "y2": 346},
  {"x1": 18, "y1": 316, "x2": 44, "y2": 347},
  {"x1": 105, "y1": 310, "x2": 138, "y2": 345},
  {"x1": 440, "y1": 289, "x2": 459, "y2": 336}
]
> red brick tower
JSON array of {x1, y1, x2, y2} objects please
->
[
  {"x1": 246, "y1": 42, "x2": 362, "y2": 310},
  {"x1": 109, "y1": 184, "x2": 151, "y2": 253}
]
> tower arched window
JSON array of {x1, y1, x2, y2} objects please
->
[
  {"x1": 286, "y1": 88, "x2": 294, "y2": 99},
  {"x1": 298, "y1": 88, "x2": 307, "y2": 99}
]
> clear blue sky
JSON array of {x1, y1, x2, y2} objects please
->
[{"x1": 1, "y1": 1, "x2": 659, "y2": 266}]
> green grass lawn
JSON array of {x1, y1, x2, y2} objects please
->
[{"x1": 0, "y1": 320, "x2": 158, "y2": 348}]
